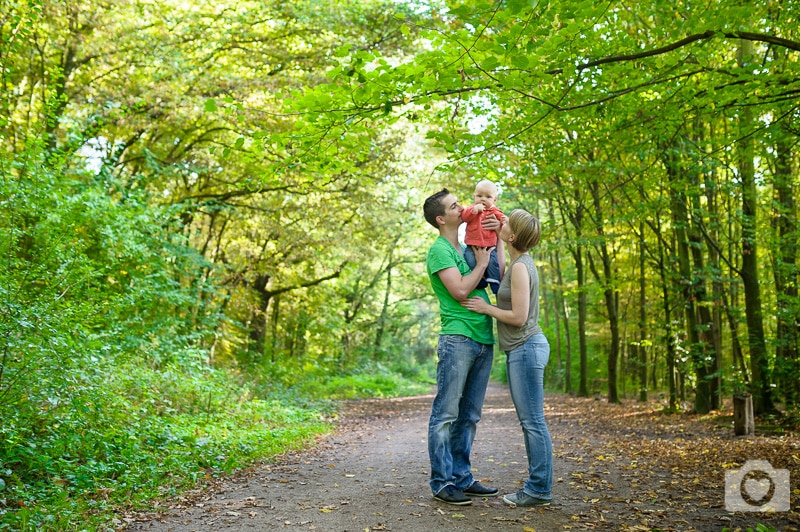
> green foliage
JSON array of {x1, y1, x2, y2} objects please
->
[
  {"x1": 0, "y1": 360, "x2": 330, "y2": 530},
  {"x1": 2, "y1": 0, "x2": 800, "y2": 527},
  {"x1": 294, "y1": 369, "x2": 432, "y2": 401},
  {"x1": 723, "y1": 525, "x2": 777, "y2": 532},
  {"x1": 0, "y1": 128, "x2": 334, "y2": 531}
]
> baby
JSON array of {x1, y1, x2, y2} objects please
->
[{"x1": 461, "y1": 179, "x2": 504, "y2": 294}]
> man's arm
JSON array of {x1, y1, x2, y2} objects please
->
[
  {"x1": 462, "y1": 261, "x2": 530, "y2": 326},
  {"x1": 437, "y1": 246, "x2": 492, "y2": 300}
]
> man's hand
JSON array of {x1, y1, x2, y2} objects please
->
[{"x1": 471, "y1": 245, "x2": 493, "y2": 270}]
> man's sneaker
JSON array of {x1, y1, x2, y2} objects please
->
[
  {"x1": 502, "y1": 490, "x2": 551, "y2": 507},
  {"x1": 433, "y1": 486, "x2": 472, "y2": 506},
  {"x1": 464, "y1": 481, "x2": 499, "y2": 497}
]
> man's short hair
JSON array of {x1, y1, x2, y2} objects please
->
[{"x1": 423, "y1": 188, "x2": 450, "y2": 228}]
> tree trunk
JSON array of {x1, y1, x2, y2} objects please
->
[
  {"x1": 541, "y1": 259, "x2": 563, "y2": 389},
  {"x1": 663, "y1": 144, "x2": 712, "y2": 414},
  {"x1": 250, "y1": 273, "x2": 272, "y2": 358},
  {"x1": 250, "y1": 269, "x2": 342, "y2": 362},
  {"x1": 737, "y1": 39, "x2": 775, "y2": 415},
  {"x1": 657, "y1": 224, "x2": 679, "y2": 412},
  {"x1": 689, "y1": 118, "x2": 720, "y2": 410},
  {"x1": 733, "y1": 393, "x2": 755, "y2": 437},
  {"x1": 588, "y1": 179, "x2": 620, "y2": 404},
  {"x1": 637, "y1": 223, "x2": 648, "y2": 402},
  {"x1": 550, "y1": 249, "x2": 573, "y2": 394},
  {"x1": 558, "y1": 199, "x2": 589, "y2": 398},
  {"x1": 772, "y1": 124, "x2": 799, "y2": 407},
  {"x1": 269, "y1": 293, "x2": 281, "y2": 363},
  {"x1": 702, "y1": 139, "x2": 725, "y2": 410},
  {"x1": 374, "y1": 248, "x2": 393, "y2": 349},
  {"x1": 576, "y1": 243, "x2": 589, "y2": 397}
]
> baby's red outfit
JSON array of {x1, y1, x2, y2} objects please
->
[{"x1": 461, "y1": 205, "x2": 504, "y2": 246}]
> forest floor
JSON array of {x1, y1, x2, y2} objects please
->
[{"x1": 121, "y1": 383, "x2": 800, "y2": 532}]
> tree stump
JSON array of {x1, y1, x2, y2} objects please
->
[{"x1": 733, "y1": 393, "x2": 754, "y2": 436}]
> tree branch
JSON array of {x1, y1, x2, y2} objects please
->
[
  {"x1": 544, "y1": 30, "x2": 800, "y2": 76},
  {"x1": 262, "y1": 265, "x2": 345, "y2": 299}
]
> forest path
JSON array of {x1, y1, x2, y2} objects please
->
[{"x1": 123, "y1": 383, "x2": 799, "y2": 531}]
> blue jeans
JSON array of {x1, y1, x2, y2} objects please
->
[
  {"x1": 464, "y1": 246, "x2": 501, "y2": 294},
  {"x1": 428, "y1": 335, "x2": 494, "y2": 495},
  {"x1": 506, "y1": 333, "x2": 552, "y2": 499}
]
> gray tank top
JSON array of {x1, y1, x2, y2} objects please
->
[{"x1": 496, "y1": 253, "x2": 542, "y2": 351}]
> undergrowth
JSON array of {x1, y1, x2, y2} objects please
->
[{"x1": 0, "y1": 358, "x2": 426, "y2": 531}]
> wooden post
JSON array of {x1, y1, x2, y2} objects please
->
[{"x1": 733, "y1": 393, "x2": 754, "y2": 436}]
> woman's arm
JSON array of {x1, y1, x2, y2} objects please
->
[
  {"x1": 461, "y1": 261, "x2": 530, "y2": 326},
  {"x1": 495, "y1": 221, "x2": 506, "y2": 281}
]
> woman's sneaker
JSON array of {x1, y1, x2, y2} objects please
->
[
  {"x1": 502, "y1": 490, "x2": 551, "y2": 507},
  {"x1": 433, "y1": 486, "x2": 472, "y2": 505}
]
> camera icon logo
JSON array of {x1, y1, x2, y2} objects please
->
[{"x1": 725, "y1": 460, "x2": 790, "y2": 512}]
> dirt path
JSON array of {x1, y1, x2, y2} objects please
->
[{"x1": 123, "y1": 384, "x2": 800, "y2": 531}]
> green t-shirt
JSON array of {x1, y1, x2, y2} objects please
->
[{"x1": 426, "y1": 236, "x2": 494, "y2": 345}]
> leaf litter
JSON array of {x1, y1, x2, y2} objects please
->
[{"x1": 122, "y1": 384, "x2": 799, "y2": 531}]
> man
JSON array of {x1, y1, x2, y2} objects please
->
[{"x1": 422, "y1": 188, "x2": 504, "y2": 505}]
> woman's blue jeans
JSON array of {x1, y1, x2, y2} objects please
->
[
  {"x1": 428, "y1": 335, "x2": 494, "y2": 495},
  {"x1": 506, "y1": 333, "x2": 552, "y2": 499}
]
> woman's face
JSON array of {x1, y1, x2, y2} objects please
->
[{"x1": 499, "y1": 221, "x2": 513, "y2": 243}]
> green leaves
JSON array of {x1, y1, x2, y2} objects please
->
[{"x1": 480, "y1": 56, "x2": 500, "y2": 72}]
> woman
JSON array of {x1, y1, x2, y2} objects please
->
[{"x1": 462, "y1": 208, "x2": 553, "y2": 507}]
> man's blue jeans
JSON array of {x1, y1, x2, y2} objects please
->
[
  {"x1": 428, "y1": 334, "x2": 494, "y2": 495},
  {"x1": 506, "y1": 333, "x2": 553, "y2": 499}
]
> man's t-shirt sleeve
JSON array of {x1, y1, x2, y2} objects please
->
[{"x1": 427, "y1": 241, "x2": 458, "y2": 277}]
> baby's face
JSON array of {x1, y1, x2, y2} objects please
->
[{"x1": 473, "y1": 185, "x2": 496, "y2": 207}]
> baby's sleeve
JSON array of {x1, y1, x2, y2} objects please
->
[{"x1": 461, "y1": 205, "x2": 476, "y2": 222}]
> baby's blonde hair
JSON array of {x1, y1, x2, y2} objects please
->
[{"x1": 474, "y1": 179, "x2": 498, "y2": 196}]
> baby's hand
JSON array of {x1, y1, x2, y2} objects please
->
[{"x1": 473, "y1": 204, "x2": 485, "y2": 213}]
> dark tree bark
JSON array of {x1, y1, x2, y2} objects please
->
[
  {"x1": 663, "y1": 142, "x2": 713, "y2": 414},
  {"x1": 737, "y1": 40, "x2": 775, "y2": 415},
  {"x1": 587, "y1": 178, "x2": 620, "y2": 404},
  {"x1": 772, "y1": 124, "x2": 799, "y2": 407},
  {"x1": 249, "y1": 269, "x2": 342, "y2": 359},
  {"x1": 637, "y1": 222, "x2": 648, "y2": 402}
]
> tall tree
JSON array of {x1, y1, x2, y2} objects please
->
[
  {"x1": 772, "y1": 121, "x2": 799, "y2": 407},
  {"x1": 736, "y1": 39, "x2": 775, "y2": 415}
]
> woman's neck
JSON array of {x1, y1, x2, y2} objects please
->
[{"x1": 508, "y1": 247, "x2": 525, "y2": 263}]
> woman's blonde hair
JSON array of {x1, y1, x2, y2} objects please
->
[{"x1": 507, "y1": 209, "x2": 541, "y2": 252}]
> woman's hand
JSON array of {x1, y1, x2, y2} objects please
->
[
  {"x1": 481, "y1": 213, "x2": 501, "y2": 232},
  {"x1": 462, "y1": 296, "x2": 492, "y2": 314}
]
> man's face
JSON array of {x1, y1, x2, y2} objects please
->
[{"x1": 441, "y1": 194, "x2": 463, "y2": 225}]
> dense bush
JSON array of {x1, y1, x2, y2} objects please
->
[{"x1": 0, "y1": 150, "x2": 330, "y2": 530}]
